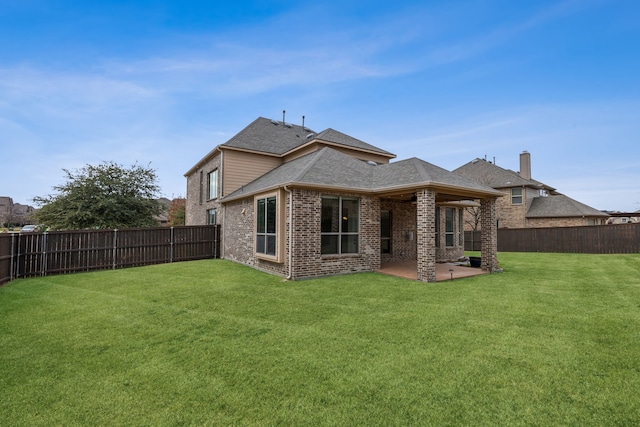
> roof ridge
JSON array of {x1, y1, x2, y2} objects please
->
[
  {"x1": 289, "y1": 148, "x2": 328, "y2": 182},
  {"x1": 410, "y1": 157, "x2": 433, "y2": 182}
]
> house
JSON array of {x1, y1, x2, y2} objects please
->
[
  {"x1": 453, "y1": 151, "x2": 609, "y2": 229},
  {"x1": 184, "y1": 117, "x2": 503, "y2": 282},
  {"x1": 606, "y1": 212, "x2": 639, "y2": 225},
  {"x1": 0, "y1": 197, "x2": 36, "y2": 227}
]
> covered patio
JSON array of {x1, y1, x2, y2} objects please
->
[{"x1": 378, "y1": 260, "x2": 488, "y2": 281}]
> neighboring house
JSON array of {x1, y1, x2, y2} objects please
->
[
  {"x1": 606, "y1": 211, "x2": 639, "y2": 225},
  {"x1": 454, "y1": 151, "x2": 609, "y2": 229},
  {"x1": 155, "y1": 197, "x2": 171, "y2": 226},
  {"x1": 185, "y1": 117, "x2": 502, "y2": 282},
  {"x1": 0, "y1": 197, "x2": 35, "y2": 227},
  {"x1": 0, "y1": 197, "x2": 12, "y2": 227}
]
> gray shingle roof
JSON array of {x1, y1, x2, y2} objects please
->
[
  {"x1": 224, "y1": 147, "x2": 501, "y2": 201},
  {"x1": 313, "y1": 128, "x2": 395, "y2": 157},
  {"x1": 526, "y1": 194, "x2": 609, "y2": 218},
  {"x1": 222, "y1": 117, "x2": 316, "y2": 155},
  {"x1": 453, "y1": 158, "x2": 555, "y2": 191},
  {"x1": 221, "y1": 117, "x2": 394, "y2": 157}
]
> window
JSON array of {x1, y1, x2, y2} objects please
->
[
  {"x1": 199, "y1": 171, "x2": 203, "y2": 205},
  {"x1": 206, "y1": 209, "x2": 217, "y2": 225},
  {"x1": 511, "y1": 188, "x2": 523, "y2": 205},
  {"x1": 445, "y1": 207, "x2": 455, "y2": 247},
  {"x1": 458, "y1": 209, "x2": 464, "y2": 246},
  {"x1": 256, "y1": 196, "x2": 277, "y2": 256},
  {"x1": 207, "y1": 169, "x2": 218, "y2": 200},
  {"x1": 321, "y1": 196, "x2": 359, "y2": 255},
  {"x1": 435, "y1": 208, "x2": 440, "y2": 248},
  {"x1": 381, "y1": 210, "x2": 391, "y2": 254}
]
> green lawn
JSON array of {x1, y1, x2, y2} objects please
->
[{"x1": 1, "y1": 253, "x2": 639, "y2": 426}]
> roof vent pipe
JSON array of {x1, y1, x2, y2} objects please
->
[
  {"x1": 282, "y1": 110, "x2": 286, "y2": 125},
  {"x1": 302, "y1": 115, "x2": 305, "y2": 129}
]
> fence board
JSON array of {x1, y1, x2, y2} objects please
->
[
  {"x1": 0, "y1": 225, "x2": 220, "y2": 284},
  {"x1": 465, "y1": 224, "x2": 640, "y2": 254}
]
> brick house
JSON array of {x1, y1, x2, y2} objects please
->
[
  {"x1": 185, "y1": 117, "x2": 502, "y2": 282},
  {"x1": 453, "y1": 151, "x2": 609, "y2": 229}
]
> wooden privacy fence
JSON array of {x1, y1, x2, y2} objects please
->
[
  {"x1": 465, "y1": 224, "x2": 640, "y2": 254},
  {"x1": 0, "y1": 225, "x2": 220, "y2": 285}
]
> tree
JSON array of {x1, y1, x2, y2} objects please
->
[
  {"x1": 167, "y1": 197, "x2": 186, "y2": 226},
  {"x1": 33, "y1": 162, "x2": 163, "y2": 230}
]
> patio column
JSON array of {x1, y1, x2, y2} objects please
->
[
  {"x1": 480, "y1": 197, "x2": 499, "y2": 272},
  {"x1": 416, "y1": 189, "x2": 436, "y2": 282}
]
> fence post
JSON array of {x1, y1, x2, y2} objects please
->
[
  {"x1": 170, "y1": 227, "x2": 174, "y2": 263},
  {"x1": 10, "y1": 232, "x2": 15, "y2": 280},
  {"x1": 41, "y1": 232, "x2": 48, "y2": 276},
  {"x1": 112, "y1": 229, "x2": 118, "y2": 270}
]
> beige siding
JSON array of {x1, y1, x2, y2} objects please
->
[
  {"x1": 284, "y1": 142, "x2": 391, "y2": 164},
  {"x1": 222, "y1": 150, "x2": 282, "y2": 196}
]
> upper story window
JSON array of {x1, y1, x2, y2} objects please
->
[
  {"x1": 208, "y1": 169, "x2": 218, "y2": 200},
  {"x1": 511, "y1": 188, "x2": 523, "y2": 205},
  {"x1": 321, "y1": 196, "x2": 359, "y2": 255}
]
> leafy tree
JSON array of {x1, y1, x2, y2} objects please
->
[
  {"x1": 167, "y1": 197, "x2": 186, "y2": 226},
  {"x1": 33, "y1": 162, "x2": 163, "y2": 230}
]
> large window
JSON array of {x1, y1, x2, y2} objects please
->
[
  {"x1": 256, "y1": 196, "x2": 277, "y2": 256},
  {"x1": 381, "y1": 210, "x2": 391, "y2": 254},
  {"x1": 511, "y1": 188, "x2": 523, "y2": 205},
  {"x1": 321, "y1": 196, "x2": 359, "y2": 255},
  {"x1": 445, "y1": 207, "x2": 455, "y2": 247},
  {"x1": 206, "y1": 208, "x2": 217, "y2": 225},
  {"x1": 208, "y1": 169, "x2": 218, "y2": 200},
  {"x1": 435, "y1": 208, "x2": 440, "y2": 248},
  {"x1": 458, "y1": 209, "x2": 464, "y2": 246}
]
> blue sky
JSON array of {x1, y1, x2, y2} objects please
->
[{"x1": 1, "y1": 0, "x2": 639, "y2": 212}]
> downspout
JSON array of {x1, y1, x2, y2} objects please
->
[
  {"x1": 284, "y1": 186, "x2": 293, "y2": 279},
  {"x1": 219, "y1": 150, "x2": 224, "y2": 259}
]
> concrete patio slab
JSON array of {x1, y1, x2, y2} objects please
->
[{"x1": 378, "y1": 260, "x2": 488, "y2": 281}]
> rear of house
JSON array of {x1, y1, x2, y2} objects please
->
[{"x1": 185, "y1": 117, "x2": 502, "y2": 282}]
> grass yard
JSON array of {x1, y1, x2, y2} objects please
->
[{"x1": 1, "y1": 253, "x2": 639, "y2": 426}]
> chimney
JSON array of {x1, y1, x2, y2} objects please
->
[{"x1": 519, "y1": 151, "x2": 531, "y2": 180}]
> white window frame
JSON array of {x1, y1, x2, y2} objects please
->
[
  {"x1": 207, "y1": 169, "x2": 218, "y2": 200},
  {"x1": 511, "y1": 187, "x2": 523, "y2": 205},
  {"x1": 254, "y1": 191, "x2": 284, "y2": 263},
  {"x1": 206, "y1": 208, "x2": 217, "y2": 225}
]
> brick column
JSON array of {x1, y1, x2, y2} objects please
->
[
  {"x1": 480, "y1": 197, "x2": 499, "y2": 272},
  {"x1": 416, "y1": 189, "x2": 436, "y2": 282}
]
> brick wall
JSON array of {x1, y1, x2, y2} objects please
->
[
  {"x1": 222, "y1": 197, "x2": 287, "y2": 277},
  {"x1": 185, "y1": 153, "x2": 221, "y2": 226},
  {"x1": 526, "y1": 217, "x2": 605, "y2": 227},
  {"x1": 480, "y1": 197, "x2": 499, "y2": 272},
  {"x1": 380, "y1": 200, "x2": 417, "y2": 263},
  {"x1": 416, "y1": 189, "x2": 436, "y2": 282},
  {"x1": 290, "y1": 189, "x2": 381, "y2": 280}
]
